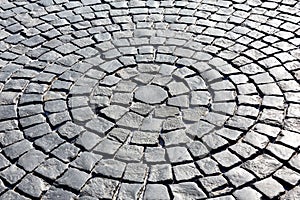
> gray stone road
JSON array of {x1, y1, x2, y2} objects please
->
[{"x1": 0, "y1": 0, "x2": 299, "y2": 199}]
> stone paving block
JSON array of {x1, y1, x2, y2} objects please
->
[
  {"x1": 82, "y1": 177, "x2": 119, "y2": 199},
  {"x1": 57, "y1": 168, "x2": 90, "y2": 191},
  {"x1": 254, "y1": 177, "x2": 285, "y2": 199},
  {"x1": 17, "y1": 174, "x2": 47, "y2": 198},
  {"x1": 0, "y1": 1, "x2": 298, "y2": 198},
  {"x1": 170, "y1": 182, "x2": 207, "y2": 200},
  {"x1": 35, "y1": 157, "x2": 68, "y2": 180}
]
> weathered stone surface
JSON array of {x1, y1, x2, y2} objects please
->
[
  {"x1": 233, "y1": 187, "x2": 263, "y2": 200},
  {"x1": 81, "y1": 177, "x2": 119, "y2": 199},
  {"x1": 17, "y1": 174, "x2": 46, "y2": 198},
  {"x1": 173, "y1": 163, "x2": 201, "y2": 181},
  {"x1": 43, "y1": 187, "x2": 76, "y2": 200},
  {"x1": 0, "y1": 165, "x2": 26, "y2": 185},
  {"x1": 144, "y1": 184, "x2": 170, "y2": 200},
  {"x1": 35, "y1": 158, "x2": 68, "y2": 180},
  {"x1": 117, "y1": 183, "x2": 143, "y2": 200},
  {"x1": 134, "y1": 85, "x2": 168, "y2": 104},
  {"x1": 57, "y1": 168, "x2": 90, "y2": 191},
  {"x1": 254, "y1": 177, "x2": 285, "y2": 199},
  {"x1": 148, "y1": 164, "x2": 173, "y2": 182},
  {"x1": 123, "y1": 163, "x2": 148, "y2": 183},
  {"x1": 0, "y1": 1, "x2": 298, "y2": 198},
  {"x1": 170, "y1": 182, "x2": 207, "y2": 200},
  {"x1": 94, "y1": 159, "x2": 126, "y2": 179},
  {"x1": 224, "y1": 167, "x2": 255, "y2": 188},
  {"x1": 241, "y1": 154, "x2": 282, "y2": 178},
  {"x1": 17, "y1": 149, "x2": 47, "y2": 172}
]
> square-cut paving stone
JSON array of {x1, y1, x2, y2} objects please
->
[
  {"x1": 51, "y1": 143, "x2": 80, "y2": 162},
  {"x1": 161, "y1": 129, "x2": 191, "y2": 147},
  {"x1": 154, "y1": 106, "x2": 180, "y2": 118},
  {"x1": 0, "y1": 190, "x2": 30, "y2": 200},
  {"x1": 186, "y1": 121, "x2": 215, "y2": 139},
  {"x1": 254, "y1": 177, "x2": 285, "y2": 199},
  {"x1": 81, "y1": 177, "x2": 119, "y2": 199},
  {"x1": 274, "y1": 166, "x2": 300, "y2": 186},
  {"x1": 163, "y1": 117, "x2": 185, "y2": 131},
  {"x1": 57, "y1": 121, "x2": 85, "y2": 139},
  {"x1": 202, "y1": 133, "x2": 228, "y2": 151},
  {"x1": 35, "y1": 158, "x2": 68, "y2": 180},
  {"x1": 173, "y1": 163, "x2": 201, "y2": 181},
  {"x1": 117, "y1": 112, "x2": 144, "y2": 129},
  {"x1": 229, "y1": 142, "x2": 258, "y2": 159},
  {"x1": 226, "y1": 115, "x2": 255, "y2": 131},
  {"x1": 148, "y1": 164, "x2": 173, "y2": 183},
  {"x1": 166, "y1": 146, "x2": 193, "y2": 163},
  {"x1": 241, "y1": 154, "x2": 282, "y2": 178},
  {"x1": 85, "y1": 117, "x2": 115, "y2": 136},
  {"x1": 253, "y1": 123, "x2": 281, "y2": 138},
  {"x1": 131, "y1": 131, "x2": 159, "y2": 145},
  {"x1": 99, "y1": 59, "x2": 123, "y2": 73},
  {"x1": 71, "y1": 107, "x2": 94, "y2": 123},
  {"x1": 266, "y1": 143, "x2": 294, "y2": 161},
  {"x1": 107, "y1": 128, "x2": 130, "y2": 142},
  {"x1": 140, "y1": 118, "x2": 163, "y2": 132},
  {"x1": 17, "y1": 149, "x2": 47, "y2": 172},
  {"x1": 100, "y1": 105, "x2": 128, "y2": 121},
  {"x1": 170, "y1": 182, "x2": 207, "y2": 200},
  {"x1": 187, "y1": 141, "x2": 209, "y2": 159},
  {"x1": 115, "y1": 145, "x2": 144, "y2": 162},
  {"x1": 117, "y1": 183, "x2": 144, "y2": 199},
  {"x1": 3, "y1": 139, "x2": 32, "y2": 160},
  {"x1": 43, "y1": 187, "x2": 76, "y2": 200},
  {"x1": 0, "y1": 130, "x2": 23, "y2": 147},
  {"x1": 130, "y1": 102, "x2": 154, "y2": 116},
  {"x1": 23, "y1": 123, "x2": 52, "y2": 139},
  {"x1": 233, "y1": 187, "x2": 263, "y2": 200},
  {"x1": 212, "y1": 150, "x2": 241, "y2": 168},
  {"x1": 75, "y1": 131, "x2": 101, "y2": 151},
  {"x1": 168, "y1": 95, "x2": 189, "y2": 108},
  {"x1": 48, "y1": 111, "x2": 72, "y2": 127},
  {"x1": 199, "y1": 175, "x2": 228, "y2": 193},
  {"x1": 144, "y1": 147, "x2": 166, "y2": 163},
  {"x1": 94, "y1": 159, "x2": 126, "y2": 179},
  {"x1": 17, "y1": 174, "x2": 46, "y2": 198},
  {"x1": 0, "y1": 105, "x2": 17, "y2": 120},
  {"x1": 70, "y1": 152, "x2": 102, "y2": 171},
  {"x1": 57, "y1": 168, "x2": 90, "y2": 191},
  {"x1": 224, "y1": 167, "x2": 255, "y2": 188},
  {"x1": 190, "y1": 91, "x2": 211, "y2": 106},
  {"x1": 0, "y1": 165, "x2": 26, "y2": 185},
  {"x1": 243, "y1": 130, "x2": 269, "y2": 149},
  {"x1": 144, "y1": 184, "x2": 170, "y2": 200},
  {"x1": 123, "y1": 163, "x2": 148, "y2": 183},
  {"x1": 34, "y1": 132, "x2": 64, "y2": 153},
  {"x1": 93, "y1": 138, "x2": 122, "y2": 155},
  {"x1": 196, "y1": 157, "x2": 221, "y2": 175}
]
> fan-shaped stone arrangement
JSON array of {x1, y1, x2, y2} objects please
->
[{"x1": 0, "y1": 0, "x2": 299, "y2": 199}]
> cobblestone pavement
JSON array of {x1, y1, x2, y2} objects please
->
[{"x1": 0, "y1": 0, "x2": 299, "y2": 199}]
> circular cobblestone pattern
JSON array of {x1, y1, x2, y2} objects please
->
[{"x1": 0, "y1": 0, "x2": 300, "y2": 199}]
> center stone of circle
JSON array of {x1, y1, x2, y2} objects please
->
[{"x1": 134, "y1": 85, "x2": 168, "y2": 104}]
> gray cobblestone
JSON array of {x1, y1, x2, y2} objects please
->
[{"x1": 0, "y1": 0, "x2": 298, "y2": 198}]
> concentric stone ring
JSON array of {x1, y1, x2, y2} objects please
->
[{"x1": 0, "y1": 0, "x2": 299, "y2": 199}]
